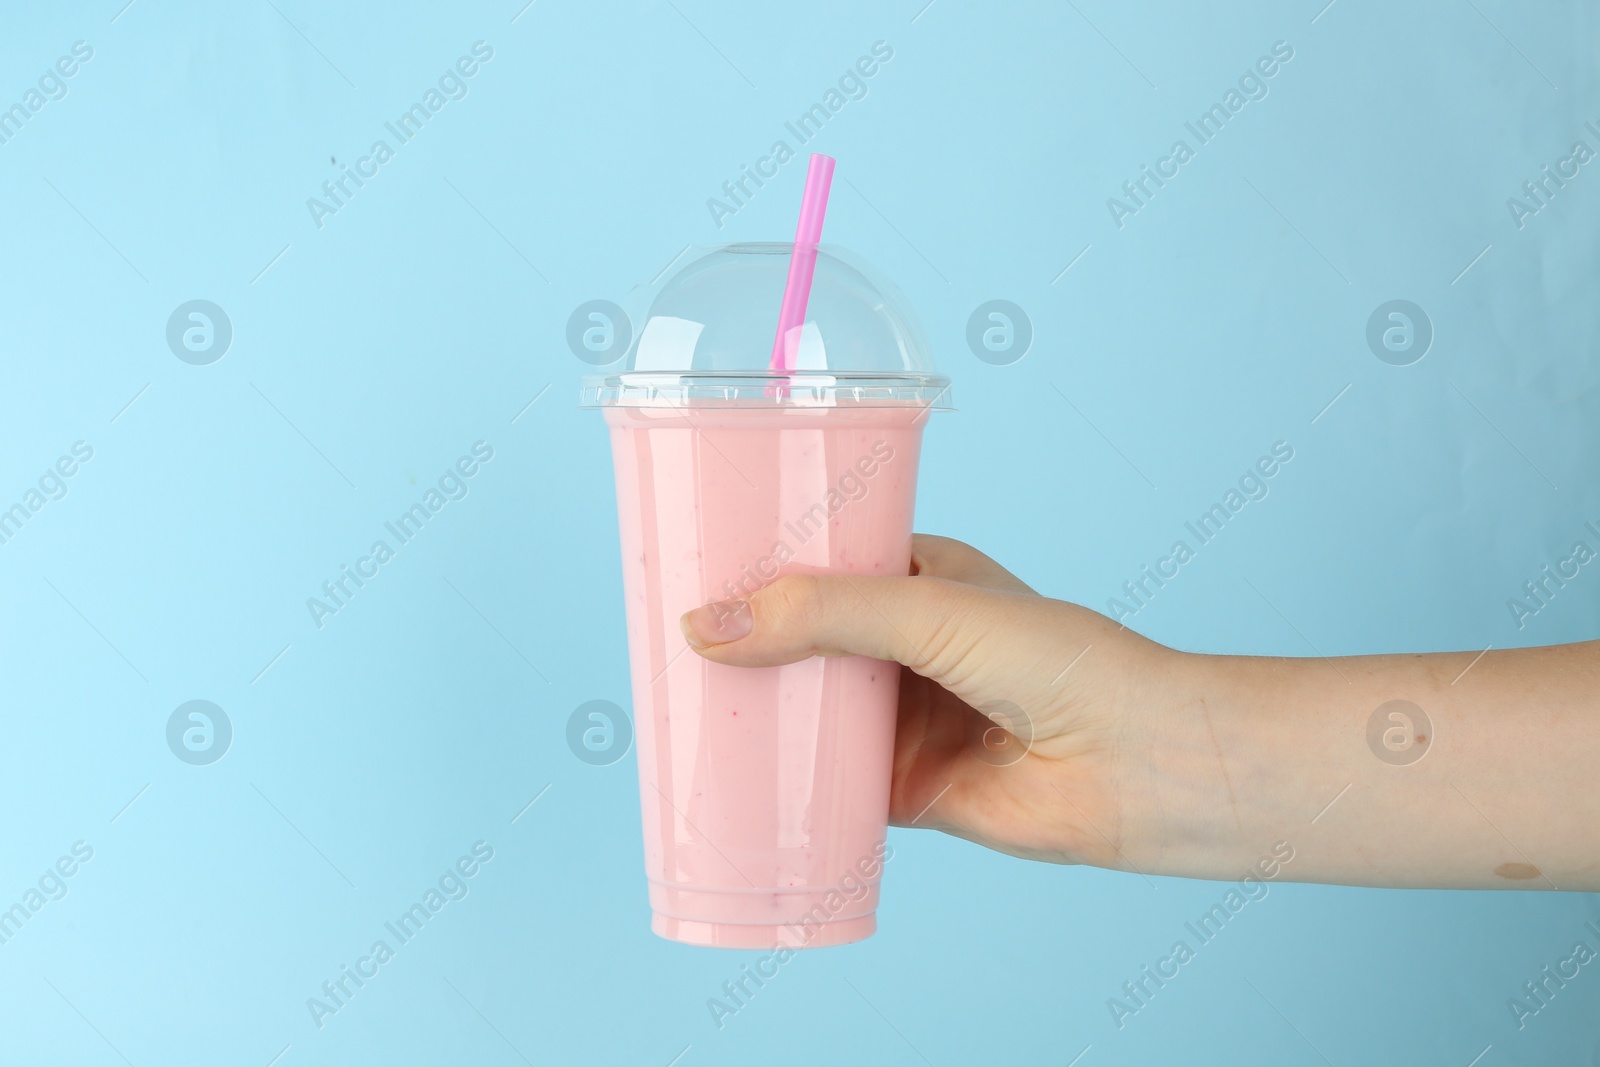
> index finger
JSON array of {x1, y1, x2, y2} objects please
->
[{"x1": 911, "y1": 534, "x2": 1037, "y2": 595}]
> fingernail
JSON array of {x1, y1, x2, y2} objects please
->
[{"x1": 681, "y1": 598, "x2": 753, "y2": 649}]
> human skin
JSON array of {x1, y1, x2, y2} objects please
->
[{"x1": 679, "y1": 535, "x2": 1600, "y2": 892}]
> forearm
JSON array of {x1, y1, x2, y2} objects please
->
[{"x1": 1119, "y1": 641, "x2": 1600, "y2": 890}]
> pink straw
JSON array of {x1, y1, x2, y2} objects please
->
[{"x1": 768, "y1": 154, "x2": 836, "y2": 373}]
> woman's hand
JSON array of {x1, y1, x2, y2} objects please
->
[{"x1": 679, "y1": 534, "x2": 1172, "y2": 872}]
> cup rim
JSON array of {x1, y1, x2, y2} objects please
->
[{"x1": 580, "y1": 370, "x2": 953, "y2": 409}]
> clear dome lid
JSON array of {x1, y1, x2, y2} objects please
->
[{"x1": 581, "y1": 243, "x2": 951, "y2": 407}]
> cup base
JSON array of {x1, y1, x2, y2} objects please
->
[{"x1": 651, "y1": 911, "x2": 876, "y2": 950}]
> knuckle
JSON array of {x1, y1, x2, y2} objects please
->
[
  {"x1": 912, "y1": 535, "x2": 992, "y2": 581},
  {"x1": 759, "y1": 573, "x2": 826, "y2": 630},
  {"x1": 912, "y1": 581, "x2": 998, "y2": 683},
  {"x1": 917, "y1": 601, "x2": 969, "y2": 671},
  {"x1": 911, "y1": 534, "x2": 963, "y2": 570}
]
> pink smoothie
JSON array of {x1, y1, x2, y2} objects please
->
[{"x1": 603, "y1": 400, "x2": 929, "y2": 949}]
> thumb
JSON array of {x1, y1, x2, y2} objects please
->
[{"x1": 679, "y1": 572, "x2": 1021, "y2": 684}]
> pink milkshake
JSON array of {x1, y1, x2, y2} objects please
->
[
  {"x1": 604, "y1": 399, "x2": 928, "y2": 947},
  {"x1": 586, "y1": 241, "x2": 948, "y2": 948}
]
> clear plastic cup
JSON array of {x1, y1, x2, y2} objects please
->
[{"x1": 584, "y1": 243, "x2": 950, "y2": 949}]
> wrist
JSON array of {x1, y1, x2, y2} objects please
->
[{"x1": 1113, "y1": 645, "x2": 1291, "y2": 882}]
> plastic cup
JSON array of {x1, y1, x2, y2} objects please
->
[{"x1": 584, "y1": 244, "x2": 949, "y2": 949}]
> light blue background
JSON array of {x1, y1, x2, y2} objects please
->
[{"x1": 2, "y1": 1, "x2": 1598, "y2": 1064}]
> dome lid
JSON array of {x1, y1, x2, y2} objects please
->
[{"x1": 582, "y1": 243, "x2": 950, "y2": 407}]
